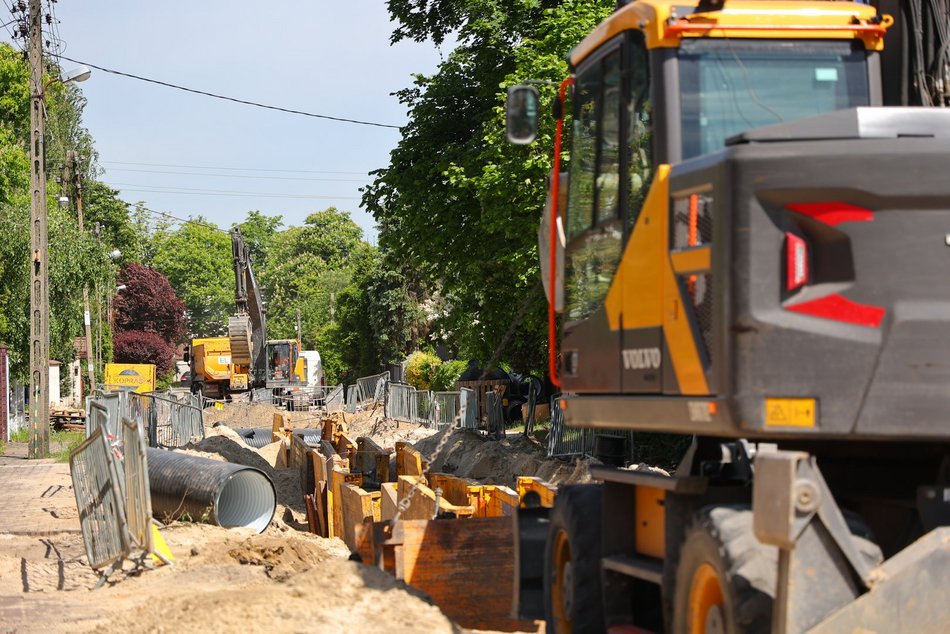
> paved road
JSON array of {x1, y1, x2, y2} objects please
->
[{"x1": 0, "y1": 444, "x2": 80, "y2": 536}]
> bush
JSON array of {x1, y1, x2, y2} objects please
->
[
  {"x1": 432, "y1": 359, "x2": 468, "y2": 392},
  {"x1": 405, "y1": 350, "x2": 441, "y2": 390},
  {"x1": 113, "y1": 330, "x2": 176, "y2": 376}
]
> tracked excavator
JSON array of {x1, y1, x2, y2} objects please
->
[
  {"x1": 506, "y1": 0, "x2": 950, "y2": 632},
  {"x1": 228, "y1": 228, "x2": 307, "y2": 396}
]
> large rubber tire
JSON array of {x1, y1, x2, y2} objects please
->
[
  {"x1": 672, "y1": 506, "x2": 774, "y2": 634},
  {"x1": 671, "y1": 506, "x2": 884, "y2": 634},
  {"x1": 544, "y1": 484, "x2": 604, "y2": 634}
]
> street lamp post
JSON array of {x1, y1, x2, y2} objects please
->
[{"x1": 26, "y1": 0, "x2": 90, "y2": 458}]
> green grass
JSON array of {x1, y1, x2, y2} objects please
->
[
  {"x1": 8, "y1": 427, "x2": 28, "y2": 443},
  {"x1": 50, "y1": 430, "x2": 85, "y2": 463}
]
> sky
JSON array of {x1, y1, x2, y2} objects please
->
[{"x1": 1, "y1": 1, "x2": 453, "y2": 244}]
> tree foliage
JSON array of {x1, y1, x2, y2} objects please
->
[
  {"x1": 113, "y1": 263, "x2": 187, "y2": 344},
  {"x1": 147, "y1": 219, "x2": 233, "y2": 338},
  {"x1": 113, "y1": 330, "x2": 176, "y2": 376},
  {"x1": 364, "y1": 0, "x2": 614, "y2": 373}
]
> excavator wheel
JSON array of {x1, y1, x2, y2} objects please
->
[
  {"x1": 671, "y1": 506, "x2": 773, "y2": 634},
  {"x1": 670, "y1": 505, "x2": 884, "y2": 634},
  {"x1": 543, "y1": 484, "x2": 604, "y2": 634}
]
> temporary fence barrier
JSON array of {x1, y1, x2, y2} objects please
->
[
  {"x1": 69, "y1": 426, "x2": 130, "y2": 574},
  {"x1": 356, "y1": 371, "x2": 390, "y2": 406},
  {"x1": 150, "y1": 394, "x2": 204, "y2": 449},
  {"x1": 459, "y1": 388, "x2": 478, "y2": 429},
  {"x1": 431, "y1": 392, "x2": 461, "y2": 430},
  {"x1": 121, "y1": 417, "x2": 153, "y2": 554},
  {"x1": 386, "y1": 383, "x2": 414, "y2": 423},
  {"x1": 345, "y1": 385, "x2": 361, "y2": 414},
  {"x1": 251, "y1": 388, "x2": 274, "y2": 404},
  {"x1": 414, "y1": 390, "x2": 434, "y2": 426},
  {"x1": 547, "y1": 396, "x2": 587, "y2": 458},
  {"x1": 485, "y1": 392, "x2": 505, "y2": 440},
  {"x1": 89, "y1": 391, "x2": 123, "y2": 439},
  {"x1": 7, "y1": 382, "x2": 26, "y2": 438},
  {"x1": 325, "y1": 384, "x2": 344, "y2": 413}
]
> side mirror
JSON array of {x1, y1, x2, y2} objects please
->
[
  {"x1": 506, "y1": 85, "x2": 540, "y2": 145},
  {"x1": 183, "y1": 345, "x2": 191, "y2": 363}
]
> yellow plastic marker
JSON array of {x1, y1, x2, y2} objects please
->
[
  {"x1": 150, "y1": 523, "x2": 174, "y2": 565},
  {"x1": 765, "y1": 398, "x2": 817, "y2": 428}
]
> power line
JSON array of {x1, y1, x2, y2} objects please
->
[
  {"x1": 100, "y1": 160, "x2": 371, "y2": 176},
  {"x1": 103, "y1": 167, "x2": 368, "y2": 183},
  {"x1": 128, "y1": 203, "x2": 229, "y2": 235},
  {"x1": 105, "y1": 181, "x2": 360, "y2": 200},
  {"x1": 58, "y1": 54, "x2": 402, "y2": 130}
]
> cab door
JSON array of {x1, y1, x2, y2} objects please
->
[{"x1": 560, "y1": 42, "x2": 625, "y2": 393}]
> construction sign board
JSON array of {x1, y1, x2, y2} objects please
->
[{"x1": 104, "y1": 363, "x2": 157, "y2": 393}]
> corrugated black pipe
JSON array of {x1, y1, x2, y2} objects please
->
[{"x1": 146, "y1": 448, "x2": 276, "y2": 533}]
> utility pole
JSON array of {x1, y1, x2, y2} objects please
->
[
  {"x1": 27, "y1": 0, "x2": 49, "y2": 458},
  {"x1": 70, "y1": 151, "x2": 96, "y2": 394}
]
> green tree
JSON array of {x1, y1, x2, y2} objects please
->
[
  {"x1": 148, "y1": 219, "x2": 233, "y2": 338},
  {"x1": 364, "y1": 0, "x2": 613, "y2": 373},
  {"x1": 235, "y1": 210, "x2": 283, "y2": 274}
]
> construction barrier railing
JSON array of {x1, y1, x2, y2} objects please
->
[
  {"x1": 325, "y1": 384, "x2": 344, "y2": 413},
  {"x1": 120, "y1": 416, "x2": 154, "y2": 555},
  {"x1": 459, "y1": 388, "x2": 478, "y2": 429},
  {"x1": 430, "y1": 391, "x2": 461, "y2": 430},
  {"x1": 385, "y1": 382, "x2": 414, "y2": 423},
  {"x1": 545, "y1": 394, "x2": 635, "y2": 462},
  {"x1": 485, "y1": 391, "x2": 505, "y2": 440},
  {"x1": 356, "y1": 371, "x2": 390, "y2": 406},
  {"x1": 70, "y1": 425, "x2": 131, "y2": 578},
  {"x1": 345, "y1": 385, "x2": 361, "y2": 413}
]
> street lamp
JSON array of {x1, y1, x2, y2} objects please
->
[{"x1": 27, "y1": 50, "x2": 93, "y2": 458}]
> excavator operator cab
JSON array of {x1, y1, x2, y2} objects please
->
[{"x1": 265, "y1": 339, "x2": 307, "y2": 389}]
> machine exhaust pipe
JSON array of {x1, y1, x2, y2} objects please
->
[{"x1": 146, "y1": 448, "x2": 276, "y2": 533}]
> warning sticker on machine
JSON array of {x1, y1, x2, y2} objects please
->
[{"x1": 764, "y1": 398, "x2": 817, "y2": 428}]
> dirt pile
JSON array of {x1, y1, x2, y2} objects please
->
[
  {"x1": 344, "y1": 407, "x2": 438, "y2": 450},
  {"x1": 202, "y1": 402, "x2": 322, "y2": 431},
  {"x1": 415, "y1": 428, "x2": 594, "y2": 489}
]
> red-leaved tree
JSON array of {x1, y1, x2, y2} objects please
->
[
  {"x1": 113, "y1": 331, "x2": 176, "y2": 376},
  {"x1": 113, "y1": 264, "x2": 186, "y2": 343}
]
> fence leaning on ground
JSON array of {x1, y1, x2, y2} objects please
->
[
  {"x1": 69, "y1": 425, "x2": 131, "y2": 577},
  {"x1": 325, "y1": 384, "x2": 344, "y2": 413},
  {"x1": 345, "y1": 385, "x2": 361, "y2": 414},
  {"x1": 120, "y1": 416, "x2": 154, "y2": 557},
  {"x1": 356, "y1": 371, "x2": 390, "y2": 406},
  {"x1": 386, "y1": 382, "x2": 413, "y2": 422}
]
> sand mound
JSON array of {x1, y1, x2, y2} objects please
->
[{"x1": 415, "y1": 428, "x2": 593, "y2": 488}]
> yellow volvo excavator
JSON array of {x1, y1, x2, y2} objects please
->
[{"x1": 507, "y1": 0, "x2": 950, "y2": 632}]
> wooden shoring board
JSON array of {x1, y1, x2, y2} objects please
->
[
  {"x1": 380, "y1": 482, "x2": 398, "y2": 521},
  {"x1": 479, "y1": 485, "x2": 520, "y2": 518},
  {"x1": 395, "y1": 442, "x2": 426, "y2": 478},
  {"x1": 329, "y1": 468, "x2": 363, "y2": 539},
  {"x1": 339, "y1": 483, "x2": 381, "y2": 551},
  {"x1": 396, "y1": 476, "x2": 474, "y2": 520},
  {"x1": 355, "y1": 436, "x2": 389, "y2": 480},
  {"x1": 428, "y1": 472, "x2": 480, "y2": 508},
  {"x1": 387, "y1": 517, "x2": 538, "y2": 632},
  {"x1": 515, "y1": 477, "x2": 557, "y2": 508}
]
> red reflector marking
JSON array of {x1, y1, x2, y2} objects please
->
[
  {"x1": 608, "y1": 627, "x2": 655, "y2": 634},
  {"x1": 786, "y1": 201, "x2": 873, "y2": 226},
  {"x1": 785, "y1": 232, "x2": 809, "y2": 290},
  {"x1": 787, "y1": 294, "x2": 885, "y2": 328}
]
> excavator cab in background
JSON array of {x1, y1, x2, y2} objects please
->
[{"x1": 264, "y1": 339, "x2": 307, "y2": 389}]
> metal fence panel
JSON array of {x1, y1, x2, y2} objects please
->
[
  {"x1": 151, "y1": 394, "x2": 204, "y2": 448},
  {"x1": 413, "y1": 390, "x2": 433, "y2": 426},
  {"x1": 485, "y1": 391, "x2": 505, "y2": 439},
  {"x1": 355, "y1": 371, "x2": 389, "y2": 406},
  {"x1": 325, "y1": 384, "x2": 344, "y2": 413},
  {"x1": 345, "y1": 385, "x2": 361, "y2": 414},
  {"x1": 431, "y1": 391, "x2": 461, "y2": 430},
  {"x1": 547, "y1": 395, "x2": 586, "y2": 457},
  {"x1": 121, "y1": 417, "x2": 153, "y2": 552},
  {"x1": 386, "y1": 383, "x2": 413, "y2": 422},
  {"x1": 459, "y1": 388, "x2": 478, "y2": 429},
  {"x1": 69, "y1": 427, "x2": 130, "y2": 571}
]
